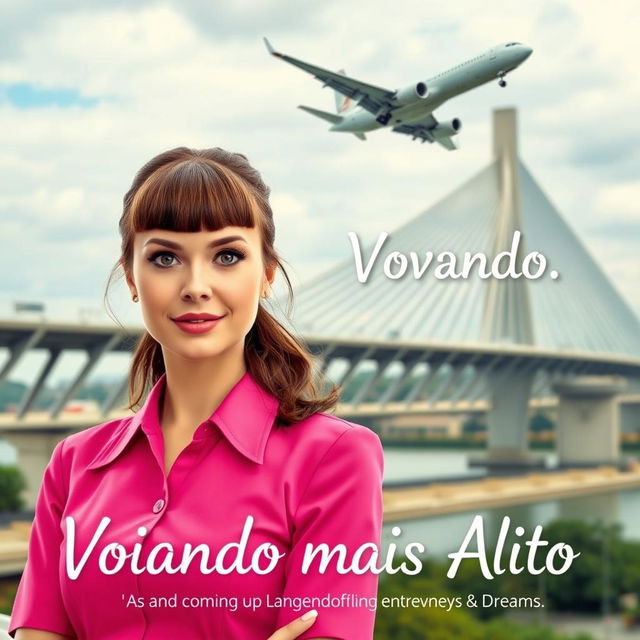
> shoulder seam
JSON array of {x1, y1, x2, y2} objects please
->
[
  {"x1": 58, "y1": 437, "x2": 70, "y2": 505},
  {"x1": 317, "y1": 412, "x2": 355, "y2": 429},
  {"x1": 290, "y1": 425, "x2": 356, "y2": 525}
]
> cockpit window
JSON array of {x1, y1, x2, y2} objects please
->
[{"x1": 505, "y1": 42, "x2": 521, "y2": 47}]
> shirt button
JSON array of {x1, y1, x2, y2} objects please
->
[{"x1": 152, "y1": 499, "x2": 165, "y2": 513}]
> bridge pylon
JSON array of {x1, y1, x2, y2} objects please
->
[{"x1": 471, "y1": 108, "x2": 542, "y2": 470}]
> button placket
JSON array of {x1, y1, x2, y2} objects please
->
[
  {"x1": 131, "y1": 434, "x2": 168, "y2": 637},
  {"x1": 166, "y1": 427, "x2": 223, "y2": 496}
]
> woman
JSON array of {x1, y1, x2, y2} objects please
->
[{"x1": 8, "y1": 147, "x2": 384, "y2": 640}]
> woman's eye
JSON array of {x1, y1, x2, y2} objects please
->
[
  {"x1": 149, "y1": 252, "x2": 177, "y2": 268},
  {"x1": 148, "y1": 249, "x2": 244, "y2": 268},
  {"x1": 216, "y1": 250, "x2": 244, "y2": 266}
]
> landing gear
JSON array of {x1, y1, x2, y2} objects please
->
[
  {"x1": 499, "y1": 79, "x2": 507, "y2": 88},
  {"x1": 376, "y1": 112, "x2": 392, "y2": 125}
]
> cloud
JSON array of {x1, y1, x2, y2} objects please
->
[
  {"x1": 0, "y1": 0, "x2": 324, "y2": 60},
  {"x1": 593, "y1": 181, "x2": 640, "y2": 224},
  {"x1": 0, "y1": 0, "x2": 637, "y2": 333}
]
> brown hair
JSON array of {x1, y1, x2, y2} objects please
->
[{"x1": 104, "y1": 146, "x2": 339, "y2": 425}]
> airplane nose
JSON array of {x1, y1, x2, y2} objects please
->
[{"x1": 522, "y1": 45, "x2": 533, "y2": 59}]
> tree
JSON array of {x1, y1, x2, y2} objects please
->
[
  {"x1": 530, "y1": 412, "x2": 555, "y2": 433},
  {"x1": 463, "y1": 413, "x2": 486, "y2": 434},
  {"x1": 0, "y1": 464, "x2": 27, "y2": 511}
]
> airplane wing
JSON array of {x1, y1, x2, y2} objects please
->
[
  {"x1": 391, "y1": 114, "x2": 458, "y2": 151},
  {"x1": 435, "y1": 136, "x2": 458, "y2": 151},
  {"x1": 264, "y1": 37, "x2": 396, "y2": 116}
]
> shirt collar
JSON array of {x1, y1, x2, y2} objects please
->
[{"x1": 87, "y1": 370, "x2": 279, "y2": 470}]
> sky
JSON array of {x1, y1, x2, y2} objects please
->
[{"x1": 0, "y1": 0, "x2": 638, "y2": 384}]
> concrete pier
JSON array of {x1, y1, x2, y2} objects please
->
[{"x1": 554, "y1": 376, "x2": 627, "y2": 465}]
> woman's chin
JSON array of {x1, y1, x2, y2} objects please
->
[{"x1": 163, "y1": 342, "x2": 228, "y2": 362}]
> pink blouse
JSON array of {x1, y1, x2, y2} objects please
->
[{"x1": 8, "y1": 370, "x2": 384, "y2": 639}]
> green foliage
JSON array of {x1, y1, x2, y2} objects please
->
[
  {"x1": 442, "y1": 517, "x2": 632, "y2": 615},
  {"x1": 463, "y1": 414, "x2": 486, "y2": 434},
  {"x1": 75, "y1": 382, "x2": 112, "y2": 404},
  {"x1": 0, "y1": 581, "x2": 18, "y2": 615},
  {"x1": 372, "y1": 515, "x2": 640, "y2": 637},
  {"x1": 0, "y1": 464, "x2": 26, "y2": 511},
  {"x1": 529, "y1": 412, "x2": 556, "y2": 432},
  {"x1": 373, "y1": 515, "x2": 640, "y2": 639},
  {"x1": 0, "y1": 379, "x2": 117, "y2": 412},
  {"x1": 481, "y1": 618, "x2": 592, "y2": 640},
  {"x1": 373, "y1": 553, "x2": 594, "y2": 639},
  {"x1": 533, "y1": 519, "x2": 628, "y2": 613},
  {"x1": 0, "y1": 380, "x2": 27, "y2": 412},
  {"x1": 619, "y1": 540, "x2": 640, "y2": 594}
]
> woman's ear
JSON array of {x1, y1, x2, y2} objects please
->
[
  {"x1": 122, "y1": 260, "x2": 137, "y2": 298},
  {"x1": 263, "y1": 262, "x2": 276, "y2": 294}
]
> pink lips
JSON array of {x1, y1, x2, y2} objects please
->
[
  {"x1": 173, "y1": 312, "x2": 224, "y2": 321},
  {"x1": 172, "y1": 313, "x2": 226, "y2": 335}
]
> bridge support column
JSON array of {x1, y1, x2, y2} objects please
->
[
  {"x1": 553, "y1": 376, "x2": 626, "y2": 466},
  {"x1": 470, "y1": 369, "x2": 543, "y2": 470},
  {"x1": 557, "y1": 492, "x2": 619, "y2": 523},
  {"x1": 620, "y1": 398, "x2": 640, "y2": 435},
  {"x1": 1, "y1": 432, "x2": 65, "y2": 509}
]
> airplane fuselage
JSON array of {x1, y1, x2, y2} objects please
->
[{"x1": 331, "y1": 43, "x2": 532, "y2": 133}]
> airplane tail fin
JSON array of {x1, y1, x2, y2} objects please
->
[
  {"x1": 298, "y1": 105, "x2": 366, "y2": 141},
  {"x1": 334, "y1": 69, "x2": 356, "y2": 114},
  {"x1": 298, "y1": 105, "x2": 343, "y2": 125}
]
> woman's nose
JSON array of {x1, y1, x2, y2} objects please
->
[{"x1": 180, "y1": 265, "x2": 214, "y2": 300}]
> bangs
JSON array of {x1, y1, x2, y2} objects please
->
[{"x1": 128, "y1": 159, "x2": 259, "y2": 233}]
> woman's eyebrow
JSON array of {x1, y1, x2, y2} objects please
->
[{"x1": 143, "y1": 235, "x2": 248, "y2": 249}]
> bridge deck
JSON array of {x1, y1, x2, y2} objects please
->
[{"x1": 383, "y1": 464, "x2": 640, "y2": 521}]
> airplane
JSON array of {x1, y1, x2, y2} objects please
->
[{"x1": 264, "y1": 38, "x2": 532, "y2": 150}]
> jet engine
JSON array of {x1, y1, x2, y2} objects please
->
[
  {"x1": 431, "y1": 118, "x2": 462, "y2": 138},
  {"x1": 393, "y1": 82, "x2": 429, "y2": 105}
]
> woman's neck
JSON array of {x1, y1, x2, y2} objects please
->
[{"x1": 160, "y1": 348, "x2": 246, "y2": 433}]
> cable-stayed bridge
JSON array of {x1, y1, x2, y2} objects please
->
[
  {"x1": 1, "y1": 108, "x2": 639, "y2": 507},
  {"x1": 274, "y1": 107, "x2": 640, "y2": 471}
]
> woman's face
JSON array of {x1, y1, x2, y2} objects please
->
[{"x1": 125, "y1": 225, "x2": 274, "y2": 363}]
